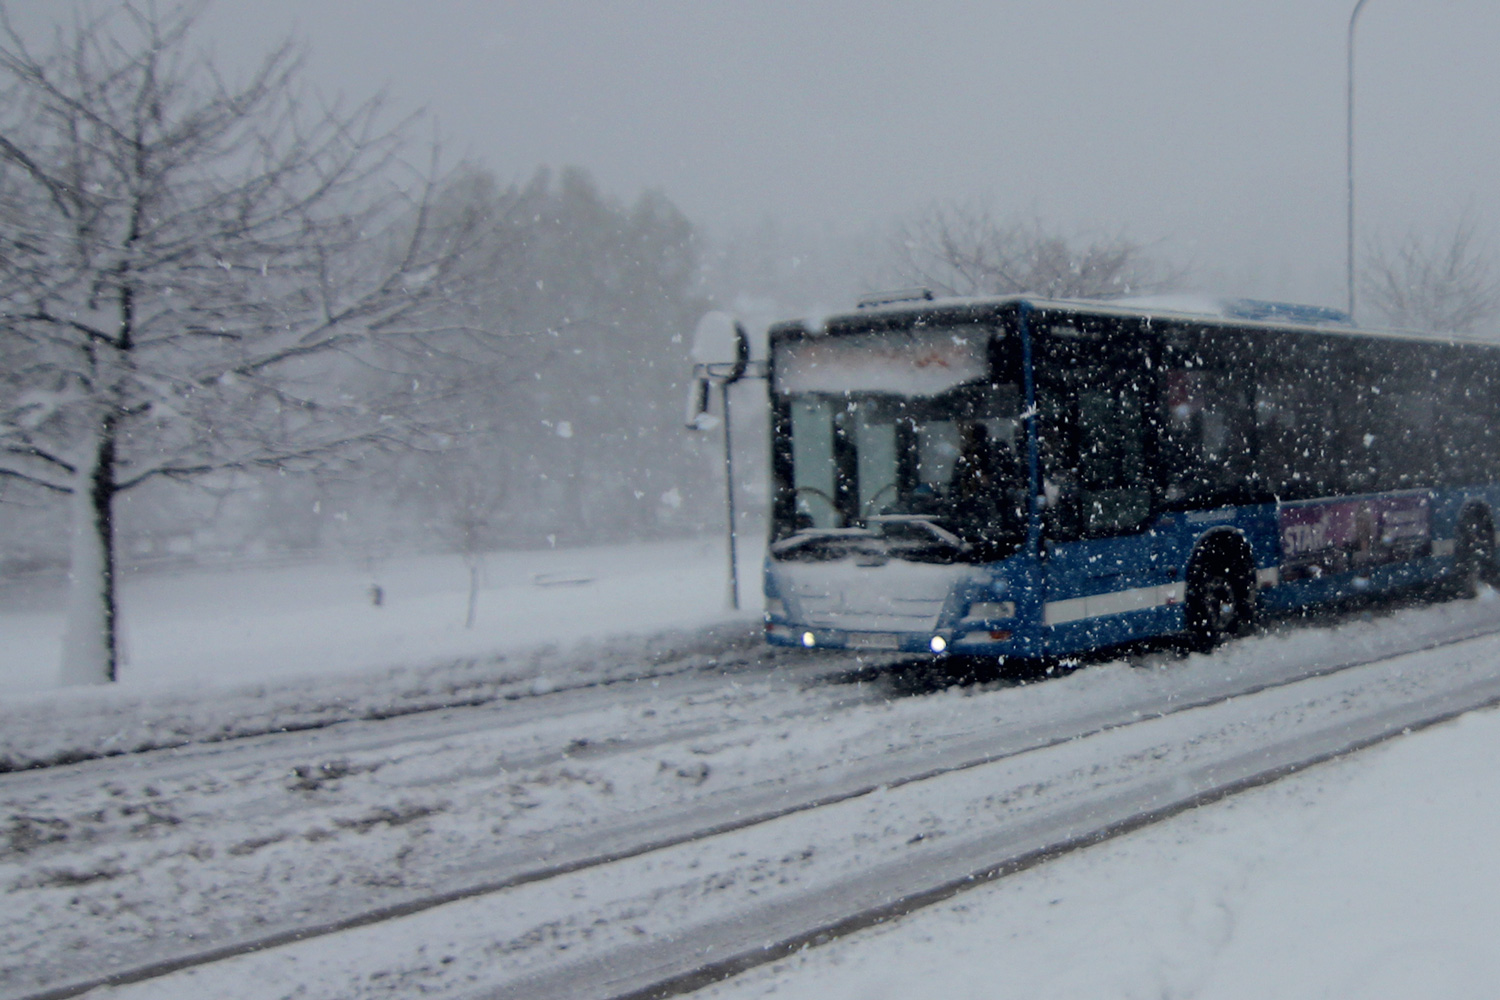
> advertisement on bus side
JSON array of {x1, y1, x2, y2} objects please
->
[{"x1": 1278, "y1": 494, "x2": 1431, "y2": 582}]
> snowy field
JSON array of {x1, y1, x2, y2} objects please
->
[{"x1": 0, "y1": 537, "x2": 757, "y2": 695}]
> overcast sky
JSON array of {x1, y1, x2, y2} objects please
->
[{"x1": 46, "y1": 2, "x2": 1500, "y2": 312}]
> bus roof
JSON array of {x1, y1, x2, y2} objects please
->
[{"x1": 771, "y1": 293, "x2": 1500, "y2": 350}]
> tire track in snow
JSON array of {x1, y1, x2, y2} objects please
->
[
  {"x1": 0, "y1": 624, "x2": 829, "y2": 774},
  {"x1": 596, "y1": 672, "x2": 1500, "y2": 1000},
  {"x1": 0, "y1": 628, "x2": 889, "y2": 786},
  {"x1": 17, "y1": 609, "x2": 1500, "y2": 1000}
]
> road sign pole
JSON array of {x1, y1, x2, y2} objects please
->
[{"x1": 721, "y1": 380, "x2": 739, "y2": 610}]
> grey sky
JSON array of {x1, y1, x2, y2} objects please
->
[{"x1": 68, "y1": 2, "x2": 1500, "y2": 308}]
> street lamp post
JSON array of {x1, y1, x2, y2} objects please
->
[{"x1": 1347, "y1": 0, "x2": 1373, "y2": 320}]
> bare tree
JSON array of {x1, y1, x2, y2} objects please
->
[
  {"x1": 0, "y1": 4, "x2": 475, "y2": 684},
  {"x1": 1361, "y1": 216, "x2": 1500, "y2": 334},
  {"x1": 399, "y1": 165, "x2": 711, "y2": 548},
  {"x1": 887, "y1": 201, "x2": 1174, "y2": 299},
  {"x1": 422, "y1": 442, "x2": 510, "y2": 629}
]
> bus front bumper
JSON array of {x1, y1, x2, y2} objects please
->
[{"x1": 765, "y1": 620, "x2": 1037, "y2": 658}]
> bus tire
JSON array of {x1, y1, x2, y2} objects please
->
[
  {"x1": 1184, "y1": 547, "x2": 1254, "y2": 652},
  {"x1": 1453, "y1": 509, "x2": 1496, "y2": 599}
]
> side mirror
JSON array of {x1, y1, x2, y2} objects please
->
[
  {"x1": 686, "y1": 311, "x2": 749, "y2": 429},
  {"x1": 690, "y1": 311, "x2": 749, "y2": 385}
]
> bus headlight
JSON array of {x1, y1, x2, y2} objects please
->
[
  {"x1": 801, "y1": 631, "x2": 817, "y2": 648},
  {"x1": 929, "y1": 635, "x2": 948, "y2": 654}
]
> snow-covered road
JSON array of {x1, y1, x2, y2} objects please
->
[
  {"x1": 697, "y1": 695, "x2": 1500, "y2": 1000},
  {"x1": 7, "y1": 596, "x2": 1500, "y2": 1000}
]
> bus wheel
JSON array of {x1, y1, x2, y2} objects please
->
[
  {"x1": 1453, "y1": 512, "x2": 1496, "y2": 599},
  {"x1": 1184, "y1": 556, "x2": 1253, "y2": 652}
]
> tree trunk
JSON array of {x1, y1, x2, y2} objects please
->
[
  {"x1": 60, "y1": 430, "x2": 118, "y2": 685},
  {"x1": 464, "y1": 554, "x2": 482, "y2": 629}
]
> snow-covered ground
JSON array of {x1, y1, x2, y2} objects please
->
[
  {"x1": 7, "y1": 604, "x2": 1497, "y2": 999},
  {"x1": 5, "y1": 541, "x2": 1500, "y2": 999},
  {"x1": 0, "y1": 538, "x2": 774, "y2": 772},
  {"x1": 0, "y1": 537, "x2": 757, "y2": 694},
  {"x1": 698, "y1": 702, "x2": 1500, "y2": 1000}
]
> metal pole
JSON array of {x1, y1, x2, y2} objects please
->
[
  {"x1": 1347, "y1": 0, "x2": 1372, "y2": 320},
  {"x1": 720, "y1": 380, "x2": 739, "y2": 610}
]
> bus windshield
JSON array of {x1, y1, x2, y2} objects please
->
[{"x1": 771, "y1": 324, "x2": 1026, "y2": 562}]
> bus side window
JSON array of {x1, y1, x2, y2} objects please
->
[
  {"x1": 1040, "y1": 372, "x2": 1151, "y2": 540},
  {"x1": 1160, "y1": 367, "x2": 1254, "y2": 504},
  {"x1": 1037, "y1": 390, "x2": 1079, "y2": 539},
  {"x1": 1434, "y1": 349, "x2": 1500, "y2": 486},
  {"x1": 1345, "y1": 352, "x2": 1437, "y2": 493},
  {"x1": 1251, "y1": 350, "x2": 1341, "y2": 499},
  {"x1": 1253, "y1": 377, "x2": 1301, "y2": 497},
  {"x1": 1077, "y1": 384, "x2": 1151, "y2": 536}
]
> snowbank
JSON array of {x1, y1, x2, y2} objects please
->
[
  {"x1": 698, "y1": 704, "x2": 1500, "y2": 999},
  {"x1": 0, "y1": 538, "x2": 759, "y2": 770}
]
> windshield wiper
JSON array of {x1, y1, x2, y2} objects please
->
[
  {"x1": 865, "y1": 515, "x2": 971, "y2": 553},
  {"x1": 769, "y1": 526, "x2": 876, "y2": 557}
]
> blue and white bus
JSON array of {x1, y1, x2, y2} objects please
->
[{"x1": 762, "y1": 294, "x2": 1500, "y2": 661}]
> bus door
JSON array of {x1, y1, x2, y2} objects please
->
[{"x1": 1035, "y1": 318, "x2": 1165, "y2": 649}]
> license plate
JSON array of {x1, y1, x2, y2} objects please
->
[{"x1": 846, "y1": 632, "x2": 900, "y2": 650}]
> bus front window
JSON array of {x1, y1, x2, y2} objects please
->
[{"x1": 778, "y1": 385, "x2": 1026, "y2": 562}]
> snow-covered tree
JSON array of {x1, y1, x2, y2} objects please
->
[
  {"x1": 888, "y1": 202, "x2": 1173, "y2": 300},
  {"x1": 0, "y1": 4, "x2": 474, "y2": 684},
  {"x1": 1362, "y1": 216, "x2": 1500, "y2": 335},
  {"x1": 390, "y1": 166, "x2": 714, "y2": 549}
]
